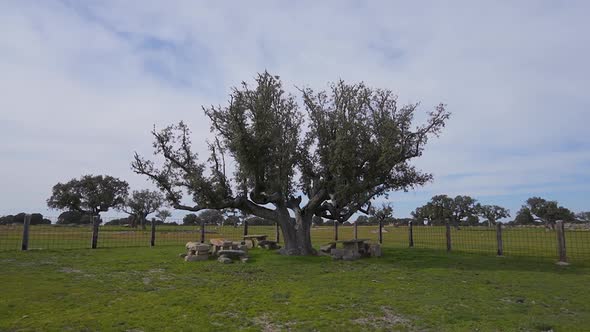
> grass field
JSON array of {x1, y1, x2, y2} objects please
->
[
  {"x1": 1, "y1": 246, "x2": 590, "y2": 331},
  {"x1": 2, "y1": 225, "x2": 590, "y2": 264}
]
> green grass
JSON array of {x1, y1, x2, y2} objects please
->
[
  {"x1": 2, "y1": 225, "x2": 590, "y2": 264},
  {"x1": 1, "y1": 246, "x2": 590, "y2": 331}
]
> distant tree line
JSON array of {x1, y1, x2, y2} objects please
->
[
  {"x1": 4, "y1": 173, "x2": 584, "y2": 230},
  {"x1": 0, "y1": 213, "x2": 51, "y2": 225}
]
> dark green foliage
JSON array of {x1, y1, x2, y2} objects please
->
[
  {"x1": 198, "y1": 209, "x2": 224, "y2": 225},
  {"x1": 312, "y1": 215, "x2": 323, "y2": 226},
  {"x1": 56, "y1": 211, "x2": 94, "y2": 225},
  {"x1": 0, "y1": 213, "x2": 50, "y2": 225},
  {"x1": 47, "y1": 175, "x2": 129, "y2": 216},
  {"x1": 369, "y1": 204, "x2": 394, "y2": 225},
  {"x1": 478, "y1": 204, "x2": 510, "y2": 226},
  {"x1": 513, "y1": 207, "x2": 536, "y2": 225},
  {"x1": 225, "y1": 215, "x2": 240, "y2": 227},
  {"x1": 121, "y1": 189, "x2": 164, "y2": 229},
  {"x1": 182, "y1": 213, "x2": 200, "y2": 225},
  {"x1": 133, "y1": 72, "x2": 449, "y2": 255},
  {"x1": 525, "y1": 197, "x2": 575, "y2": 229},
  {"x1": 104, "y1": 217, "x2": 132, "y2": 226}
]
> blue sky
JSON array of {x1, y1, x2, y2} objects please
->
[{"x1": 0, "y1": 1, "x2": 589, "y2": 220}]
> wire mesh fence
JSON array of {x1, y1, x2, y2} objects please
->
[{"x1": 1, "y1": 218, "x2": 589, "y2": 265}]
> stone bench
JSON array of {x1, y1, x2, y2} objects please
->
[
  {"x1": 183, "y1": 242, "x2": 211, "y2": 262},
  {"x1": 258, "y1": 240, "x2": 281, "y2": 250},
  {"x1": 217, "y1": 249, "x2": 248, "y2": 264}
]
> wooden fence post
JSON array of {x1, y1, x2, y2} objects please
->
[
  {"x1": 556, "y1": 221, "x2": 568, "y2": 264},
  {"x1": 445, "y1": 222, "x2": 451, "y2": 252},
  {"x1": 21, "y1": 214, "x2": 31, "y2": 251},
  {"x1": 275, "y1": 223, "x2": 280, "y2": 243},
  {"x1": 353, "y1": 222, "x2": 358, "y2": 240},
  {"x1": 378, "y1": 220, "x2": 383, "y2": 244},
  {"x1": 243, "y1": 219, "x2": 248, "y2": 237},
  {"x1": 496, "y1": 223, "x2": 503, "y2": 256},
  {"x1": 150, "y1": 219, "x2": 156, "y2": 247},
  {"x1": 334, "y1": 222, "x2": 339, "y2": 241},
  {"x1": 408, "y1": 221, "x2": 414, "y2": 248},
  {"x1": 200, "y1": 220, "x2": 206, "y2": 243},
  {"x1": 91, "y1": 216, "x2": 99, "y2": 249}
]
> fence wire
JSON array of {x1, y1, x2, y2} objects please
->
[{"x1": 1, "y1": 221, "x2": 589, "y2": 264}]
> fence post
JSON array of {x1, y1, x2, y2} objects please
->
[
  {"x1": 200, "y1": 220, "x2": 206, "y2": 243},
  {"x1": 556, "y1": 221, "x2": 568, "y2": 265},
  {"x1": 353, "y1": 222, "x2": 358, "y2": 240},
  {"x1": 334, "y1": 222, "x2": 339, "y2": 241},
  {"x1": 378, "y1": 220, "x2": 383, "y2": 244},
  {"x1": 445, "y1": 222, "x2": 451, "y2": 252},
  {"x1": 496, "y1": 223, "x2": 503, "y2": 256},
  {"x1": 408, "y1": 221, "x2": 414, "y2": 248},
  {"x1": 21, "y1": 214, "x2": 31, "y2": 251},
  {"x1": 150, "y1": 219, "x2": 156, "y2": 247},
  {"x1": 91, "y1": 216, "x2": 99, "y2": 249},
  {"x1": 275, "y1": 223, "x2": 280, "y2": 243},
  {"x1": 243, "y1": 219, "x2": 248, "y2": 237}
]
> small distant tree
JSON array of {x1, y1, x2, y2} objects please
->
[
  {"x1": 525, "y1": 197, "x2": 575, "y2": 230},
  {"x1": 155, "y1": 209, "x2": 172, "y2": 223},
  {"x1": 478, "y1": 204, "x2": 510, "y2": 227},
  {"x1": 47, "y1": 175, "x2": 129, "y2": 221},
  {"x1": 370, "y1": 204, "x2": 394, "y2": 225},
  {"x1": 121, "y1": 189, "x2": 164, "y2": 230},
  {"x1": 198, "y1": 210, "x2": 225, "y2": 226},
  {"x1": 513, "y1": 207, "x2": 536, "y2": 225},
  {"x1": 183, "y1": 213, "x2": 200, "y2": 226},
  {"x1": 427, "y1": 195, "x2": 453, "y2": 225}
]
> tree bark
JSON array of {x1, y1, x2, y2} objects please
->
[
  {"x1": 277, "y1": 210, "x2": 316, "y2": 256},
  {"x1": 141, "y1": 215, "x2": 147, "y2": 230}
]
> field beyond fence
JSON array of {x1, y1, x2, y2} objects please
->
[{"x1": 1, "y1": 219, "x2": 589, "y2": 265}]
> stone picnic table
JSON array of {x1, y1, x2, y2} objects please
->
[
  {"x1": 332, "y1": 239, "x2": 371, "y2": 255},
  {"x1": 320, "y1": 238, "x2": 380, "y2": 260},
  {"x1": 243, "y1": 234, "x2": 268, "y2": 248}
]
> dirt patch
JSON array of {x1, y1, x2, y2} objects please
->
[
  {"x1": 253, "y1": 314, "x2": 285, "y2": 332},
  {"x1": 60, "y1": 267, "x2": 83, "y2": 274},
  {"x1": 352, "y1": 306, "x2": 411, "y2": 330}
]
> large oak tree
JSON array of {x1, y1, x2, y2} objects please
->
[
  {"x1": 132, "y1": 72, "x2": 449, "y2": 255},
  {"x1": 47, "y1": 175, "x2": 129, "y2": 220}
]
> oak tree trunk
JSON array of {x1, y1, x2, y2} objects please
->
[{"x1": 277, "y1": 211, "x2": 316, "y2": 256}]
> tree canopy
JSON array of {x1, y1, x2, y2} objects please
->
[
  {"x1": 132, "y1": 72, "x2": 449, "y2": 255},
  {"x1": 121, "y1": 189, "x2": 164, "y2": 229},
  {"x1": 47, "y1": 175, "x2": 129, "y2": 217},
  {"x1": 524, "y1": 197, "x2": 575, "y2": 229},
  {"x1": 412, "y1": 195, "x2": 509, "y2": 227},
  {"x1": 478, "y1": 205, "x2": 510, "y2": 227}
]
